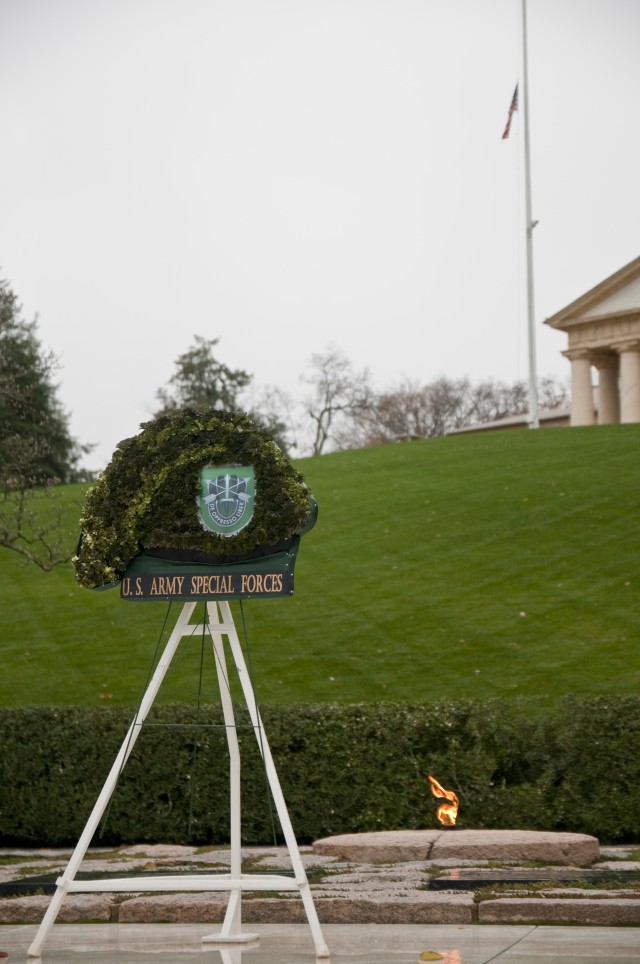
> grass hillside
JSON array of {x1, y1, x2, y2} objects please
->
[{"x1": 1, "y1": 424, "x2": 638, "y2": 708}]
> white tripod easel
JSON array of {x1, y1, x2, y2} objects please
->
[{"x1": 27, "y1": 600, "x2": 330, "y2": 960}]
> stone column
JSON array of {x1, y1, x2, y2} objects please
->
[
  {"x1": 616, "y1": 341, "x2": 640, "y2": 423},
  {"x1": 564, "y1": 350, "x2": 596, "y2": 426},
  {"x1": 592, "y1": 352, "x2": 620, "y2": 424}
]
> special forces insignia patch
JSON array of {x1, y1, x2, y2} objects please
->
[{"x1": 198, "y1": 466, "x2": 256, "y2": 537}]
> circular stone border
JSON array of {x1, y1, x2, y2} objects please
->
[{"x1": 312, "y1": 829, "x2": 599, "y2": 867}]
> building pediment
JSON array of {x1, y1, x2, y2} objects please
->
[
  {"x1": 545, "y1": 256, "x2": 640, "y2": 331},
  {"x1": 546, "y1": 255, "x2": 640, "y2": 427}
]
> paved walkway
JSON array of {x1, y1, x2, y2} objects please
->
[{"x1": 1, "y1": 922, "x2": 639, "y2": 963}]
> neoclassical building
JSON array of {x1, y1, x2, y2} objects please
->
[{"x1": 545, "y1": 255, "x2": 640, "y2": 425}]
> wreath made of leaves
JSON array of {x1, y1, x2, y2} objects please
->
[{"x1": 73, "y1": 408, "x2": 314, "y2": 589}]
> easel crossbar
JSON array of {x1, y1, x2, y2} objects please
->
[{"x1": 63, "y1": 873, "x2": 303, "y2": 893}]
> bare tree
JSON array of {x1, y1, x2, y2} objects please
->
[
  {"x1": 425, "y1": 376, "x2": 473, "y2": 435},
  {"x1": 0, "y1": 485, "x2": 74, "y2": 571},
  {"x1": 464, "y1": 379, "x2": 528, "y2": 425},
  {"x1": 246, "y1": 384, "x2": 297, "y2": 455},
  {"x1": 539, "y1": 376, "x2": 570, "y2": 410},
  {"x1": 302, "y1": 346, "x2": 373, "y2": 456},
  {"x1": 360, "y1": 382, "x2": 427, "y2": 444},
  {"x1": 353, "y1": 374, "x2": 571, "y2": 447},
  {"x1": 465, "y1": 377, "x2": 569, "y2": 424},
  {"x1": 353, "y1": 376, "x2": 471, "y2": 444}
]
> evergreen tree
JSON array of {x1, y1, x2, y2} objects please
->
[
  {"x1": 155, "y1": 335, "x2": 251, "y2": 415},
  {"x1": 0, "y1": 277, "x2": 82, "y2": 485},
  {"x1": 0, "y1": 276, "x2": 85, "y2": 569},
  {"x1": 155, "y1": 335, "x2": 292, "y2": 453}
]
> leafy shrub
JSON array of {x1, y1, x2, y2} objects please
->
[
  {"x1": 0, "y1": 698, "x2": 637, "y2": 847},
  {"x1": 551, "y1": 695, "x2": 640, "y2": 841}
]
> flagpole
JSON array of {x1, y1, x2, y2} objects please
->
[{"x1": 521, "y1": 0, "x2": 539, "y2": 428}]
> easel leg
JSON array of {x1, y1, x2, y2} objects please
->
[
  {"x1": 27, "y1": 602, "x2": 199, "y2": 958},
  {"x1": 204, "y1": 626, "x2": 258, "y2": 944},
  {"x1": 211, "y1": 602, "x2": 330, "y2": 959}
]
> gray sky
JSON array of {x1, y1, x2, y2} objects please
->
[{"x1": 1, "y1": 0, "x2": 639, "y2": 469}]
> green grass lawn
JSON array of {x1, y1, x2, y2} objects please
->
[{"x1": 1, "y1": 424, "x2": 638, "y2": 708}]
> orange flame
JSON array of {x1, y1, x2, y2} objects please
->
[{"x1": 427, "y1": 774, "x2": 459, "y2": 826}]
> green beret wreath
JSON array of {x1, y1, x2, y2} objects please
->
[{"x1": 73, "y1": 408, "x2": 315, "y2": 590}]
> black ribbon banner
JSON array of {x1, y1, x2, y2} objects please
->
[{"x1": 120, "y1": 570, "x2": 293, "y2": 600}]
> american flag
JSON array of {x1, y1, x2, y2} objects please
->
[{"x1": 502, "y1": 84, "x2": 518, "y2": 139}]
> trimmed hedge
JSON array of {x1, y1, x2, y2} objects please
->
[{"x1": 0, "y1": 697, "x2": 638, "y2": 847}]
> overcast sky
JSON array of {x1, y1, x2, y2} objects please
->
[{"x1": 1, "y1": 0, "x2": 639, "y2": 469}]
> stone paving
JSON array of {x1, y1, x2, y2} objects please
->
[{"x1": 1, "y1": 835, "x2": 639, "y2": 928}]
